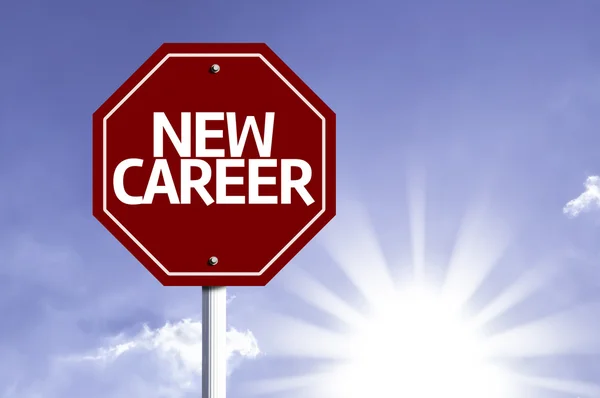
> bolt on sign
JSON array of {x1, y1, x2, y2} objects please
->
[{"x1": 92, "y1": 43, "x2": 336, "y2": 286}]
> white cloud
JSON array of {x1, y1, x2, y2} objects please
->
[
  {"x1": 7, "y1": 318, "x2": 259, "y2": 398},
  {"x1": 563, "y1": 176, "x2": 600, "y2": 217}
]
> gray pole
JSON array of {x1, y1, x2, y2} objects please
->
[{"x1": 202, "y1": 286, "x2": 227, "y2": 398}]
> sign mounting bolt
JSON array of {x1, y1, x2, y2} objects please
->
[
  {"x1": 210, "y1": 64, "x2": 220, "y2": 74},
  {"x1": 208, "y1": 256, "x2": 219, "y2": 266}
]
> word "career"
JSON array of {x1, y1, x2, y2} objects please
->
[{"x1": 112, "y1": 112, "x2": 315, "y2": 206}]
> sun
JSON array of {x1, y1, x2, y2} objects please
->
[
  {"x1": 326, "y1": 285, "x2": 513, "y2": 398},
  {"x1": 247, "y1": 200, "x2": 600, "y2": 398}
]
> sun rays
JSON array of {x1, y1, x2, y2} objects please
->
[{"x1": 246, "y1": 190, "x2": 600, "y2": 398}]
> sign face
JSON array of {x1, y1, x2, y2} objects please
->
[{"x1": 92, "y1": 43, "x2": 336, "y2": 286}]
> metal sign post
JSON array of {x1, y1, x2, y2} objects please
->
[{"x1": 202, "y1": 286, "x2": 227, "y2": 398}]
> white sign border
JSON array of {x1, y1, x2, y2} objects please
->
[{"x1": 103, "y1": 52, "x2": 327, "y2": 277}]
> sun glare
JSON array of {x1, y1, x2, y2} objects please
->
[
  {"x1": 248, "y1": 199, "x2": 600, "y2": 398},
  {"x1": 328, "y1": 285, "x2": 513, "y2": 398}
]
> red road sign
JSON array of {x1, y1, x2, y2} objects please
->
[{"x1": 92, "y1": 43, "x2": 336, "y2": 286}]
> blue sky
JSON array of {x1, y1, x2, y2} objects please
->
[{"x1": 2, "y1": 0, "x2": 600, "y2": 397}]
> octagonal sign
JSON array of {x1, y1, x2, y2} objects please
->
[{"x1": 92, "y1": 43, "x2": 336, "y2": 286}]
